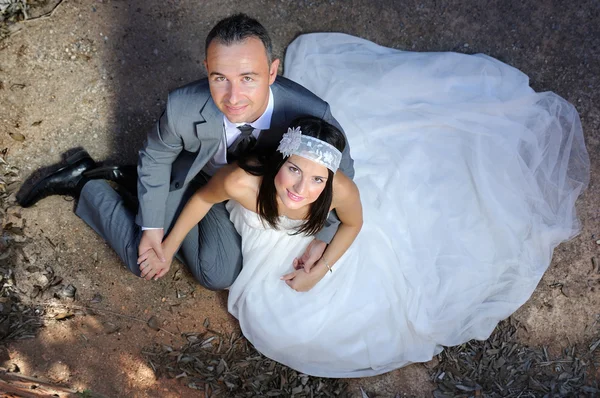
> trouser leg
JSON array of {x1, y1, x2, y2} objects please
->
[
  {"x1": 75, "y1": 180, "x2": 142, "y2": 276},
  {"x1": 76, "y1": 177, "x2": 242, "y2": 290}
]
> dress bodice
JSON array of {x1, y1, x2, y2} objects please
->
[{"x1": 226, "y1": 200, "x2": 305, "y2": 233}]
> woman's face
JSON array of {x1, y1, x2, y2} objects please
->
[{"x1": 274, "y1": 155, "x2": 329, "y2": 211}]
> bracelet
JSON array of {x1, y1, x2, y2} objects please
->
[{"x1": 322, "y1": 258, "x2": 333, "y2": 273}]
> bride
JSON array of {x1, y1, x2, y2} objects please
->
[{"x1": 139, "y1": 33, "x2": 589, "y2": 377}]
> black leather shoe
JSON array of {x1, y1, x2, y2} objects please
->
[
  {"x1": 84, "y1": 165, "x2": 138, "y2": 195},
  {"x1": 17, "y1": 150, "x2": 96, "y2": 208}
]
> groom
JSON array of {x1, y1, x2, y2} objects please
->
[{"x1": 18, "y1": 13, "x2": 354, "y2": 289}]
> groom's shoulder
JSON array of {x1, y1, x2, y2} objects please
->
[{"x1": 272, "y1": 76, "x2": 327, "y2": 106}]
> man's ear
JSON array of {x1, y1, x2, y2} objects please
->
[
  {"x1": 203, "y1": 59, "x2": 209, "y2": 73},
  {"x1": 269, "y1": 58, "x2": 280, "y2": 85}
]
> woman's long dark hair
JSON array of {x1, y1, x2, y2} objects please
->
[{"x1": 239, "y1": 116, "x2": 346, "y2": 235}]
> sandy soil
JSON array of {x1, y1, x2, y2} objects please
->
[{"x1": 0, "y1": 0, "x2": 598, "y2": 396}]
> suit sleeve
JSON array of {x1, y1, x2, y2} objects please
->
[
  {"x1": 314, "y1": 103, "x2": 355, "y2": 243},
  {"x1": 135, "y1": 95, "x2": 183, "y2": 228}
]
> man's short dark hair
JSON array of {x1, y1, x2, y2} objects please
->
[{"x1": 205, "y1": 13, "x2": 273, "y2": 63}]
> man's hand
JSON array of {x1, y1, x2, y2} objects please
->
[
  {"x1": 138, "y1": 229, "x2": 166, "y2": 263},
  {"x1": 293, "y1": 239, "x2": 327, "y2": 273}
]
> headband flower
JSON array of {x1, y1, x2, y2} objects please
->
[
  {"x1": 277, "y1": 126, "x2": 302, "y2": 157},
  {"x1": 277, "y1": 126, "x2": 343, "y2": 172}
]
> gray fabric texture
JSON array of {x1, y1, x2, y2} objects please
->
[{"x1": 77, "y1": 179, "x2": 241, "y2": 290}]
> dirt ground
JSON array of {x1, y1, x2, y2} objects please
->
[{"x1": 0, "y1": 0, "x2": 599, "y2": 396}]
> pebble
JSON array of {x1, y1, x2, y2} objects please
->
[{"x1": 596, "y1": 240, "x2": 600, "y2": 245}]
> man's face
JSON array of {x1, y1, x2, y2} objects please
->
[{"x1": 204, "y1": 37, "x2": 279, "y2": 123}]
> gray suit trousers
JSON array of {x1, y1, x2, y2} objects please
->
[{"x1": 75, "y1": 179, "x2": 242, "y2": 290}]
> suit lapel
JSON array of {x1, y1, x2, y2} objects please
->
[
  {"x1": 187, "y1": 97, "x2": 222, "y2": 179},
  {"x1": 195, "y1": 96, "x2": 222, "y2": 141}
]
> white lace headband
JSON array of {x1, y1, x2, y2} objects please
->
[{"x1": 277, "y1": 127, "x2": 342, "y2": 172}]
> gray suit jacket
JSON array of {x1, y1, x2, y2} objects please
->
[{"x1": 136, "y1": 75, "x2": 354, "y2": 242}]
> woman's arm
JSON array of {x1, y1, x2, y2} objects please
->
[
  {"x1": 282, "y1": 172, "x2": 363, "y2": 291},
  {"x1": 317, "y1": 172, "x2": 363, "y2": 267},
  {"x1": 137, "y1": 164, "x2": 240, "y2": 280}
]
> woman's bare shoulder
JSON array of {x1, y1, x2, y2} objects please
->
[
  {"x1": 223, "y1": 165, "x2": 261, "y2": 198},
  {"x1": 332, "y1": 171, "x2": 359, "y2": 208}
]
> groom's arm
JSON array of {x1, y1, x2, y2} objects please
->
[
  {"x1": 135, "y1": 97, "x2": 183, "y2": 229},
  {"x1": 314, "y1": 104, "x2": 354, "y2": 243}
]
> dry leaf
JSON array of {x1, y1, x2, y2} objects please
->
[
  {"x1": 90, "y1": 293, "x2": 103, "y2": 303},
  {"x1": 55, "y1": 312, "x2": 74, "y2": 321},
  {"x1": 104, "y1": 322, "x2": 120, "y2": 334},
  {"x1": 173, "y1": 269, "x2": 182, "y2": 281},
  {"x1": 54, "y1": 284, "x2": 76, "y2": 299},
  {"x1": 50, "y1": 276, "x2": 63, "y2": 286},
  {"x1": 147, "y1": 316, "x2": 160, "y2": 331},
  {"x1": 8, "y1": 132, "x2": 25, "y2": 142}
]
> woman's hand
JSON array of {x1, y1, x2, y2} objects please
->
[
  {"x1": 138, "y1": 248, "x2": 173, "y2": 281},
  {"x1": 281, "y1": 264, "x2": 328, "y2": 292},
  {"x1": 292, "y1": 239, "x2": 327, "y2": 273}
]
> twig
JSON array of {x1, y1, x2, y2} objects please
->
[
  {"x1": 0, "y1": 381, "x2": 66, "y2": 398},
  {"x1": 537, "y1": 360, "x2": 578, "y2": 366},
  {"x1": 1, "y1": 368, "x2": 77, "y2": 393},
  {"x1": 0, "y1": 367, "x2": 102, "y2": 397},
  {"x1": 42, "y1": 302, "x2": 177, "y2": 336},
  {"x1": 22, "y1": 0, "x2": 65, "y2": 23}
]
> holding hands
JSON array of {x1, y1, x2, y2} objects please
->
[
  {"x1": 138, "y1": 249, "x2": 172, "y2": 280},
  {"x1": 138, "y1": 230, "x2": 174, "y2": 281},
  {"x1": 138, "y1": 229, "x2": 166, "y2": 263}
]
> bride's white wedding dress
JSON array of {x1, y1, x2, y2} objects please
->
[{"x1": 226, "y1": 33, "x2": 590, "y2": 378}]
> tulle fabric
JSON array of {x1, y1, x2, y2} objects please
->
[{"x1": 226, "y1": 33, "x2": 590, "y2": 378}]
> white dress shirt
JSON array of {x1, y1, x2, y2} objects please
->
[{"x1": 203, "y1": 88, "x2": 274, "y2": 176}]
